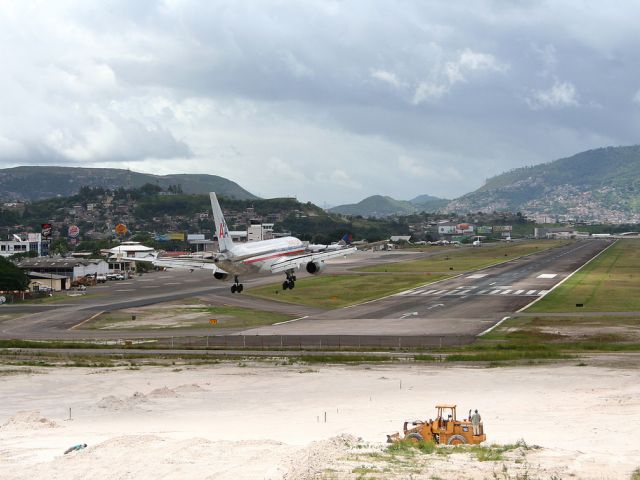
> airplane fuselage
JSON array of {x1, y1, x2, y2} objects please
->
[{"x1": 226, "y1": 236, "x2": 306, "y2": 273}]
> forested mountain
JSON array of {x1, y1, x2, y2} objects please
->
[
  {"x1": 329, "y1": 194, "x2": 447, "y2": 218},
  {"x1": 0, "y1": 166, "x2": 257, "y2": 202},
  {"x1": 445, "y1": 145, "x2": 640, "y2": 222}
]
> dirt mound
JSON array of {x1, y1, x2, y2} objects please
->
[
  {"x1": 173, "y1": 383, "x2": 207, "y2": 394},
  {"x1": 1, "y1": 411, "x2": 58, "y2": 430},
  {"x1": 96, "y1": 392, "x2": 148, "y2": 410},
  {"x1": 282, "y1": 434, "x2": 359, "y2": 479},
  {"x1": 148, "y1": 386, "x2": 179, "y2": 398}
]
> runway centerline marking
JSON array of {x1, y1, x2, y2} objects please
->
[
  {"x1": 537, "y1": 273, "x2": 557, "y2": 279},
  {"x1": 467, "y1": 274, "x2": 488, "y2": 279}
]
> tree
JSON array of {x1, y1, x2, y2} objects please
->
[{"x1": 0, "y1": 257, "x2": 29, "y2": 290}]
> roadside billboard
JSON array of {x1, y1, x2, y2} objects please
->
[
  {"x1": 438, "y1": 225, "x2": 456, "y2": 234},
  {"x1": 476, "y1": 226, "x2": 492, "y2": 234},
  {"x1": 155, "y1": 232, "x2": 186, "y2": 242},
  {"x1": 41, "y1": 223, "x2": 52, "y2": 238},
  {"x1": 455, "y1": 223, "x2": 474, "y2": 234},
  {"x1": 493, "y1": 225, "x2": 513, "y2": 233},
  {"x1": 68, "y1": 225, "x2": 80, "y2": 238}
]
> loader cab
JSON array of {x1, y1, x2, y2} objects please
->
[{"x1": 435, "y1": 404, "x2": 457, "y2": 432}]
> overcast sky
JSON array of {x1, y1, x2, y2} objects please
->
[{"x1": 1, "y1": 1, "x2": 639, "y2": 205}]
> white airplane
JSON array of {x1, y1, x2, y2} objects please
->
[
  {"x1": 307, "y1": 234, "x2": 353, "y2": 253},
  {"x1": 131, "y1": 193, "x2": 357, "y2": 293},
  {"x1": 472, "y1": 236, "x2": 482, "y2": 247}
]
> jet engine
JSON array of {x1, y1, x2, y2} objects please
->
[
  {"x1": 213, "y1": 271, "x2": 229, "y2": 281},
  {"x1": 305, "y1": 261, "x2": 326, "y2": 275}
]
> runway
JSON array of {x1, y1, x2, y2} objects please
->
[
  {"x1": 240, "y1": 239, "x2": 612, "y2": 337},
  {"x1": 0, "y1": 240, "x2": 612, "y2": 346}
]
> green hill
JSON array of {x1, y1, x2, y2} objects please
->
[
  {"x1": 446, "y1": 145, "x2": 640, "y2": 222},
  {"x1": 0, "y1": 166, "x2": 257, "y2": 201},
  {"x1": 329, "y1": 194, "x2": 446, "y2": 217}
]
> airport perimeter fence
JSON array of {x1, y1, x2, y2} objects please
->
[{"x1": 136, "y1": 334, "x2": 477, "y2": 350}]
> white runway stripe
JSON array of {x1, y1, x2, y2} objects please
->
[
  {"x1": 526, "y1": 290, "x2": 537, "y2": 295},
  {"x1": 490, "y1": 289, "x2": 502, "y2": 294},
  {"x1": 500, "y1": 290, "x2": 512, "y2": 295},
  {"x1": 515, "y1": 289, "x2": 525, "y2": 294},
  {"x1": 478, "y1": 290, "x2": 488, "y2": 294},
  {"x1": 538, "y1": 290, "x2": 550, "y2": 295}
]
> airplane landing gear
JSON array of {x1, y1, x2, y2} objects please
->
[
  {"x1": 231, "y1": 276, "x2": 243, "y2": 294},
  {"x1": 282, "y1": 272, "x2": 296, "y2": 290}
]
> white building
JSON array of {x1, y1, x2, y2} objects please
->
[
  {"x1": 104, "y1": 241, "x2": 156, "y2": 272},
  {"x1": 247, "y1": 223, "x2": 274, "y2": 242},
  {"x1": 0, "y1": 233, "x2": 44, "y2": 258}
]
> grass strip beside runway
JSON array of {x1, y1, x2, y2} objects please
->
[
  {"x1": 357, "y1": 240, "x2": 568, "y2": 273},
  {"x1": 246, "y1": 273, "x2": 448, "y2": 308},
  {"x1": 527, "y1": 239, "x2": 640, "y2": 312},
  {"x1": 459, "y1": 314, "x2": 640, "y2": 362}
]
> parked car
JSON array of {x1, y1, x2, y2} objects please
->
[
  {"x1": 106, "y1": 273, "x2": 125, "y2": 281},
  {"x1": 96, "y1": 274, "x2": 107, "y2": 283}
]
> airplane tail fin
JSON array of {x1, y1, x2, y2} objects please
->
[
  {"x1": 210, "y1": 192, "x2": 235, "y2": 253},
  {"x1": 338, "y1": 234, "x2": 353, "y2": 246}
]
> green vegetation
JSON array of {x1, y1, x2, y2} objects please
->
[
  {"x1": 631, "y1": 467, "x2": 640, "y2": 480},
  {"x1": 0, "y1": 257, "x2": 29, "y2": 290},
  {"x1": 528, "y1": 240, "x2": 640, "y2": 312},
  {"x1": 247, "y1": 273, "x2": 448, "y2": 308},
  {"x1": 299, "y1": 354, "x2": 393, "y2": 363},
  {"x1": 84, "y1": 305, "x2": 295, "y2": 330},
  {"x1": 329, "y1": 194, "x2": 447, "y2": 217},
  {"x1": 359, "y1": 240, "x2": 567, "y2": 273}
]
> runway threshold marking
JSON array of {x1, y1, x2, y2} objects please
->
[{"x1": 537, "y1": 273, "x2": 557, "y2": 279}]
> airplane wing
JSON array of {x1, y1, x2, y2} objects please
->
[
  {"x1": 119, "y1": 255, "x2": 225, "y2": 274},
  {"x1": 269, "y1": 247, "x2": 357, "y2": 273}
]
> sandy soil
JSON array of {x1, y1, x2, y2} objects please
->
[{"x1": 0, "y1": 361, "x2": 638, "y2": 479}]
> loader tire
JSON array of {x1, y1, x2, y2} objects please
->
[
  {"x1": 406, "y1": 433, "x2": 424, "y2": 442},
  {"x1": 447, "y1": 435, "x2": 467, "y2": 446}
]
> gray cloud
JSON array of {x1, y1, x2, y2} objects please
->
[{"x1": 1, "y1": 1, "x2": 639, "y2": 204}]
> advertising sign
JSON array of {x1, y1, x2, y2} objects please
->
[
  {"x1": 455, "y1": 223, "x2": 474, "y2": 234},
  {"x1": 41, "y1": 223, "x2": 52, "y2": 238},
  {"x1": 68, "y1": 225, "x2": 80, "y2": 238},
  {"x1": 493, "y1": 225, "x2": 513, "y2": 233},
  {"x1": 476, "y1": 226, "x2": 492, "y2": 234},
  {"x1": 438, "y1": 225, "x2": 455, "y2": 234},
  {"x1": 187, "y1": 234, "x2": 205, "y2": 241},
  {"x1": 155, "y1": 232, "x2": 186, "y2": 241},
  {"x1": 115, "y1": 223, "x2": 128, "y2": 235}
]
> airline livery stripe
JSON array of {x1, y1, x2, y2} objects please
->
[{"x1": 243, "y1": 249, "x2": 306, "y2": 265}]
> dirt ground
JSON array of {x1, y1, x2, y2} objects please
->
[{"x1": 0, "y1": 360, "x2": 638, "y2": 479}]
